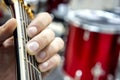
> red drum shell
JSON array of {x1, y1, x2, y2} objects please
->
[{"x1": 63, "y1": 11, "x2": 120, "y2": 80}]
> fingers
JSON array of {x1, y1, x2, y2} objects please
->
[
  {"x1": 27, "y1": 33, "x2": 64, "y2": 72},
  {"x1": 3, "y1": 37, "x2": 14, "y2": 47},
  {"x1": 35, "y1": 37, "x2": 64, "y2": 63},
  {"x1": 0, "y1": 18, "x2": 17, "y2": 44},
  {"x1": 27, "y1": 29, "x2": 55, "y2": 55},
  {"x1": 27, "y1": 12, "x2": 52, "y2": 38},
  {"x1": 38, "y1": 54, "x2": 61, "y2": 72},
  {"x1": 26, "y1": 12, "x2": 64, "y2": 74}
]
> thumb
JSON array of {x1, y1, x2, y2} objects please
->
[{"x1": 0, "y1": 18, "x2": 17, "y2": 44}]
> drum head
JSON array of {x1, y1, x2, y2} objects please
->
[{"x1": 66, "y1": 10, "x2": 120, "y2": 34}]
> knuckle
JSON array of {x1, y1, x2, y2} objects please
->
[
  {"x1": 46, "y1": 29, "x2": 55, "y2": 36},
  {"x1": 42, "y1": 12, "x2": 52, "y2": 20},
  {"x1": 37, "y1": 12, "x2": 52, "y2": 21},
  {"x1": 42, "y1": 29, "x2": 55, "y2": 41},
  {"x1": 52, "y1": 54, "x2": 61, "y2": 66},
  {"x1": 49, "y1": 37, "x2": 64, "y2": 53},
  {"x1": 55, "y1": 37, "x2": 64, "y2": 49},
  {"x1": 51, "y1": 42, "x2": 59, "y2": 52}
]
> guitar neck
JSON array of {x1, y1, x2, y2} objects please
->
[{"x1": 4, "y1": 0, "x2": 42, "y2": 80}]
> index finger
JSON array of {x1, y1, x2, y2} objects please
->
[{"x1": 27, "y1": 12, "x2": 53, "y2": 38}]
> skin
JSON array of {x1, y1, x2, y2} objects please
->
[{"x1": 0, "y1": 12, "x2": 64, "y2": 80}]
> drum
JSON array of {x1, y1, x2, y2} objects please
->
[{"x1": 63, "y1": 10, "x2": 120, "y2": 80}]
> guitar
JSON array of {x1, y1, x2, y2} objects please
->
[{"x1": 3, "y1": 0, "x2": 42, "y2": 80}]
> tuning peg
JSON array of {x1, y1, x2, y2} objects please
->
[
  {"x1": 19, "y1": 0, "x2": 24, "y2": 2},
  {"x1": 31, "y1": 10, "x2": 35, "y2": 14},
  {"x1": 27, "y1": 4, "x2": 31, "y2": 7},
  {"x1": 27, "y1": 8, "x2": 34, "y2": 19}
]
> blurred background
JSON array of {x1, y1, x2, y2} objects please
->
[{"x1": 0, "y1": 0, "x2": 120, "y2": 80}]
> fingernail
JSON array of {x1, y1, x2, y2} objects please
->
[
  {"x1": 27, "y1": 42, "x2": 39, "y2": 54},
  {"x1": 39, "y1": 51, "x2": 46, "y2": 60},
  {"x1": 27, "y1": 27, "x2": 37, "y2": 37},
  {"x1": 40, "y1": 62, "x2": 49, "y2": 71}
]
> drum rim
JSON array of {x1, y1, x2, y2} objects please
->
[
  {"x1": 83, "y1": 24, "x2": 120, "y2": 34},
  {"x1": 66, "y1": 10, "x2": 120, "y2": 34},
  {"x1": 68, "y1": 20, "x2": 120, "y2": 34}
]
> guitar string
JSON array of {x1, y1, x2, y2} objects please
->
[
  {"x1": 27, "y1": 13, "x2": 42, "y2": 80},
  {"x1": 25, "y1": 8, "x2": 37, "y2": 80},
  {"x1": 19, "y1": 1, "x2": 41, "y2": 80},
  {"x1": 24, "y1": 58, "x2": 41, "y2": 75},
  {"x1": 23, "y1": 3, "x2": 38, "y2": 80},
  {"x1": 23, "y1": 3, "x2": 35, "y2": 80},
  {"x1": 18, "y1": 2, "x2": 30, "y2": 80},
  {"x1": 20, "y1": 3, "x2": 33, "y2": 80},
  {"x1": 4, "y1": 0, "x2": 41, "y2": 80},
  {"x1": 19, "y1": 2, "x2": 36, "y2": 80},
  {"x1": 24, "y1": 3, "x2": 42, "y2": 80}
]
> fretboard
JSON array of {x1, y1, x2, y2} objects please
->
[{"x1": 4, "y1": 0, "x2": 42, "y2": 80}]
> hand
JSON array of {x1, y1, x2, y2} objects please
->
[{"x1": 0, "y1": 12, "x2": 64, "y2": 80}]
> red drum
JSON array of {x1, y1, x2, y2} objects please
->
[{"x1": 63, "y1": 10, "x2": 120, "y2": 80}]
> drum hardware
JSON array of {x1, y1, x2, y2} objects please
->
[
  {"x1": 83, "y1": 31, "x2": 90, "y2": 41},
  {"x1": 91, "y1": 62, "x2": 105, "y2": 80},
  {"x1": 107, "y1": 74, "x2": 114, "y2": 80},
  {"x1": 74, "y1": 70, "x2": 82, "y2": 80}
]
